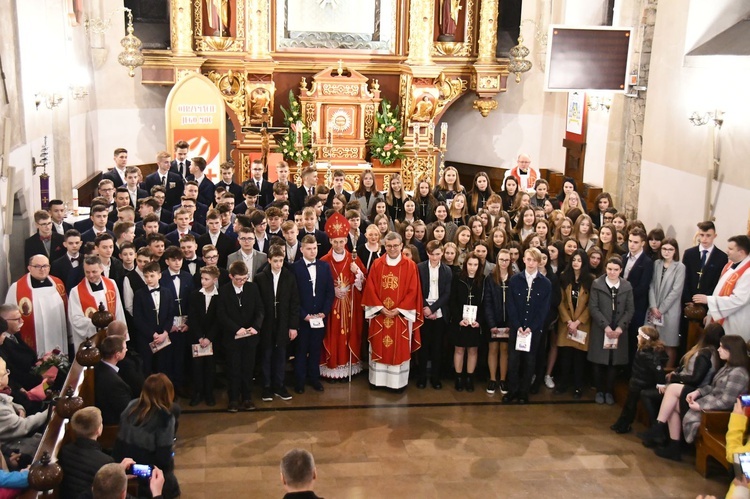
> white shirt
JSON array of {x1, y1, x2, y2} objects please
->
[
  {"x1": 256, "y1": 235, "x2": 267, "y2": 253},
  {"x1": 168, "y1": 270, "x2": 181, "y2": 303},
  {"x1": 148, "y1": 285, "x2": 161, "y2": 312},
  {"x1": 272, "y1": 270, "x2": 281, "y2": 295},
  {"x1": 699, "y1": 244, "x2": 715, "y2": 264},
  {"x1": 101, "y1": 261, "x2": 111, "y2": 278},
  {"x1": 286, "y1": 242, "x2": 298, "y2": 262},
  {"x1": 209, "y1": 231, "x2": 220, "y2": 246},
  {"x1": 427, "y1": 263, "x2": 442, "y2": 319},
  {"x1": 605, "y1": 277, "x2": 621, "y2": 289},
  {"x1": 232, "y1": 284, "x2": 244, "y2": 294},
  {"x1": 102, "y1": 360, "x2": 119, "y2": 373},
  {"x1": 199, "y1": 285, "x2": 218, "y2": 312},
  {"x1": 624, "y1": 250, "x2": 642, "y2": 279},
  {"x1": 195, "y1": 174, "x2": 205, "y2": 185},
  {"x1": 524, "y1": 270, "x2": 538, "y2": 290},
  {"x1": 114, "y1": 167, "x2": 126, "y2": 183},
  {"x1": 53, "y1": 221, "x2": 65, "y2": 234},
  {"x1": 67, "y1": 252, "x2": 80, "y2": 268},
  {"x1": 241, "y1": 250, "x2": 254, "y2": 271},
  {"x1": 304, "y1": 258, "x2": 317, "y2": 296}
]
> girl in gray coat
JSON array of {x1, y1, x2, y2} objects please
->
[
  {"x1": 647, "y1": 238, "x2": 685, "y2": 367},
  {"x1": 0, "y1": 358, "x2": 47, "y2": 456},
  {"x1": 587, "y1": 257, "x2": 634, "y2": 405}
]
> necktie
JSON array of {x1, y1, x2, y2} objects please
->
[
  {"x1": 179, "y1": 163, "x2": 184, "y2": 176},
  {"x1": 700, "y1": 249, "x2": 708, "y2": 269},
  {"x1": 256, "y1": 180, "x2": 261, "y2": 190},
  {"x1": 308, "y1": 187, "x2": 313, "y2": 197},
  {"x1": 162, "y1": 175, "x2": 167, "y2": 187}
]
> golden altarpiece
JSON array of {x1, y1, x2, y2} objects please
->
[{"x1": 142, "y1": 0, "x2": 509, "y2": 190}]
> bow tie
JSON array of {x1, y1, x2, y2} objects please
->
[
  {"x1": 171, "y1": 274, "x2": 180, "y2": 280},
  {"x1": 306, "y1": 261, "x2": 316, "y2": 268},
  {"x1": 186, "y1": 259, "x2": 197, "y2": 264},
  {"x1": 151, "y1": 288, "x2": 161, "y2": 293},
  {"x1": 40, "y1": 236, "x2": 51, "y2": 242},
  {"x1": 90, "y1": 282, "x2": 104, "y2": 292}
]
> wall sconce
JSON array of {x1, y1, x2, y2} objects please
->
[
  {"x1": 689, "y1": 110, "x2": 723, "y2": 129},
  {"x1": 588, "y1": 95, "x2": 611, "y2": 112},
  {"x1": 34, "y1": 93, "x2": 63, "y2": 110},
  {"x1": 70, "y1": 86, "x2": 89, "y2": 100}
]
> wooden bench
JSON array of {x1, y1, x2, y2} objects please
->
[{"x1": 695, "y1": 410, "x2": 732, "y2": 477}]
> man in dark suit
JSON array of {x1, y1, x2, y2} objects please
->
[
  {"x1": 169, "y1": 140, "x2": 190, "y2": 179},
  {"x1": 143, "y1": 151, "x2": 185, "y2": 210},
  {"x1": 682, "y1": 220, "x2": 728, "y2": 305},
  {"x1": 281, "y1": 221, "x2": 303, "y2": 268},
  {"x1": 94, "y1": 336, "x2": 133, "y2": 425},
  {"x1": 185, "y1": 156, "x2": 216, "y2": 208},
  {"x1": 256, "y1": 245, "x2": 300, "y2": 402},
  {"x1": 622, "y1": 227, "x2": 654, "y2": 363},
  {"x1": 105, "y1": 320, "x2": 144, "y2": 397},
  {"x1": 101, "y1": 147, "x2": 129, "y2": 188},
  {"x1": 81, "y1": 205, "x2": 115, "y2": 244},
  {"x1": 24, "y1": 210, "x2": 66, "y2": 263},
  {"x1": 243, "y1": 159, "x2": 274, "y2": 208},
  {"x1": 94, "y1": 233, "x2": 125, "y2": 283},
  {"x1": 298, "y1": 207, "x2": 331, "y2": 257},
  {"x1": 160, "y1": 246, "x2": 194, "y2": 393},
  {"x1": 197, "y1": 210, "x2": 237, "y2": 269},
  {"x1": 48, "y1": 200, "x2": 73, "y2": 235},
  {"x1": 291, "y1": 235, "x2": 335, "y2": 394},
  {"x1": 148, "y1": 186, "x2": 175, "y2": 225},
  {"x1": 123, "y1": 166, "x2": 149, "y2": 209},
  {"x1": 51, "y1": 229, "x2": 83, "y2": 291},
  {"x1": 216, "y1": 161, "x2": 244, "y2": 204},
  {"x1": 417, "y1": 241, "x2": 453, "y2": 390},
  {"x1": 108, "y1": 187, "x2": 133, "y2": 227},
  {"x1": 136, "y1": 201, "x2": 169, "y2": 236},
  {"x1": 187, "y1": 265, "x2": 220, "y2": 406},
  {"x1": 219, "y1": 261, "x2": 265, "y2": 412},
  {"x1": 132, "y1": 261, "x2": 176, "y2": 375},
  {"x1": 170, "y1": 195, "x2": 207, "y2": 232},
  {"x1": 289, "y1": 166, "x2": 318, "y2": 217},
  {"x1": 165, "y1": 207, "x2": 199, "y2": 247}
]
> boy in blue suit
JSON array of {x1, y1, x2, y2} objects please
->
[
  {"x1": 160, "y1": 246, "x2": 194, "y2": 393},
  {"x1": 291, "y1": 235, "x2": 335, "y2": 393},
  {"x1": 133, "y1": 261, "x2": 176, "y2": 376}
]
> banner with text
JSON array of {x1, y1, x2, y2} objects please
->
[{"x1": 165, "y1": 73, "x2": 226, "y2": 182}]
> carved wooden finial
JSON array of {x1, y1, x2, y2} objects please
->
[{"x1": 337, "y1": 59, "x2": 344, "y2": 76}]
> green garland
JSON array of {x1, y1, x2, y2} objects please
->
[
  {"x1": 276, "y1": 90, "x2": 315, "y2": 163},
  {"x1": 368, "y1": 99, "x2": 405, "y2": 166}
]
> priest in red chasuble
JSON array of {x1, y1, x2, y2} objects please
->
[
  {"x1": 362, "y1": 231, "x2": 423, "y2": 390},
  {"x1": 320, "y1": 212, "x2": 367, "y2": 380}
]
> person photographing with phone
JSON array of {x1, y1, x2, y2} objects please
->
[
  {"x1": 726, "y1": 396, "x2": 750, "y2": 499},
  {"x1": 84, "y1": 462, "x2": 165, "y2": 499}
]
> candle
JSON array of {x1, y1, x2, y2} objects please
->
[
  {"x1": 440, "y1": 122, "x2": 448, "y2": 150},
  {"x1": 412, "y1": 123, "x2": 420, "y2": 150},
  {"x1": 428, "y1": 122, "x2": 435, "y2": 145},
  {"x1": 72, "y1": 188, "x2": 79, "y2": 216},
  {"x1": 295, "y1": 120, "x2": 303, "y2": 147}
]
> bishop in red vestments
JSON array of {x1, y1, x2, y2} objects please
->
[
  {"x1": 320, "y1": 212, "x2": 367, "y2": 380},
  {"x1": 362, "y1": 231, "x2": 423, "y2": 390}
]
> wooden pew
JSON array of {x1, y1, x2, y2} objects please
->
[{"x1": 695, "y1": 410, "x2": 732, "y2": 477}]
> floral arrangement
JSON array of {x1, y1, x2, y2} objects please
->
[
  {"x1": 276, "y1": 90, "x2": 315, "y2": 163},
  {"x1": 368, "y1": 99, "x2": 405, "y2": 166},
  {"x1": 32, "y1": 348, "x2": 70, "y2": 378}
]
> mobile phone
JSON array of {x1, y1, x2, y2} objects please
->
[
  {"x1": 740, "y1": 395, "x2": 750, "y2": 408},
  {"x1": 127, "y1": 464, "x2": 153, "y2": 479},
  {"x1": 734, "y1": 453, "x2": 750, "y2": 480}
]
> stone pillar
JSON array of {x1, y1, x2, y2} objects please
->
[
  {"x1": 171, "y1": 0, "x2": 194, "y2": 56},
  {"x1": 613, "y1": 0, "x2": 657, "y2": 218},
  {"x1": 247, "y1": 0, "x2": 271, "y2": 60},
  {"x1": 405, "y1": 0, "x2": 435, "y2": 67}
]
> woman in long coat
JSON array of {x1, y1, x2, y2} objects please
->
[
  {"x1": 647, "y1": 237, "x2": 685, "y2": 368},
  {"x1": 587, "y1": 256, "x2": 634, "y2": 405}
]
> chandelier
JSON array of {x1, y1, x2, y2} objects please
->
[{"x1": 117, "y1": 9, "x2": 144, "y2": 77}]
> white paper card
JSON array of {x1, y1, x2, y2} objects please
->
[
  {"x1": 647, "y1": 311, "x2": 664, "y2": 327},
  {"x1": 462, "y1": 305, "x2": 478, "y2": 324},
  {"x1": 173, "y1": 315, "x2": 187, "y2": 329},
  {"x1": 492, "y1": 327, "x2": 510, "y2": 339},
  {"x1": 603, "y1": 335, "x2": 618, "y2": 349},
  {"x1": 192, "y1": 343, "x2": 214, "y2": 357},
  {"x1": 568, "y1": 329, "x2": 587, "y2": 345},
  {"x1": 149, "y1": 336, "x2": 172, "y2": 353},
  {"x1": 515, "y1": 332, "x2": 531, "y2": 352},
  {"x1": 310, "y1": 317, "x2": 325, "y2": 328}
]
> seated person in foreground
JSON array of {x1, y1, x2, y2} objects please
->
[
  {"x1": 58, "y1": 407, "x2": 135, "y2": 499},
  {"x1": 0, "y1": 357, "x2": 48, "y2": 458},
  {"x1": 95, "y1": 336, "x2": 134, "y2": 425},
  {"x1": 281, "y1": 448, "x2": 322, "y2": 499}
]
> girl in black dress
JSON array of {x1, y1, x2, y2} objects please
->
[
  {"x1": 415, "y1": 180, "x2": 439, "y2": 223},
  {"x1": 484, "y1": 248, "x2": 514, "y2": 395},
  {"x1": 468, "y1": 172, "x2": 494, "y2": 215},
  {"x1": 433, "y1": 166, "x2": 466, "y2": 204},
  {"x1": 450, "y1": 252, "x2": 485, "y2": 392},
  {"x1": 449, "y1": 193, "x2": 469, "y2": 227},
  {"x1": 357, "y1": 224, "x2": 385, "y2": 271},
  {"x1": 385, "y1": 173, "x2": 408, "y2": 222},
  {"x1": 500, "y1": 176, "x2": 519, "y2": 212}
]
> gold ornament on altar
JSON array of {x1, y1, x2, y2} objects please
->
[
  {"x1": 508, "y1": 35, "x2": 532, "y2": 83},
  {"x1": 117, "y1": 8, "x2": 144, "y2": 77}
]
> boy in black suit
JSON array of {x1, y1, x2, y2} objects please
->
[
  {"x1": 160, "y1": 246, "x2": 194, "y2": 392},
  {"x1": 24, "y1": 210, "x2": 66, "y2": 263},
  {"x1": 94, "y1": 336, "x2": 133, "y2": 425},
  {"x1": 51, "y1": 229, "x2": 83, "y2": 290},
  {"x1": 282, "y1": 221, "x2": 302, "y2": 267},
  {"x1": 187, "y1": 265, "x2": 220, "y2": 406},
  {"x1": 219, "y1": 261, "x2": 265, "y2": 412},
  {"x1": 133, "y1": 261, "x2": 176, "y2": 375},
  {"x1": 256, "y1": 245, "x2": 300, "y2": 402},
  {"x1": 298, "y1": 207, "x2": 330, "y2": 256},
  {"x1": 216, "y1": 161, "x2": 243, "y2": 204},
  {"x1": 244, "y1": 159, "x2": 274, "y2": 207},
  {"x1": 197, "y1": 209, "x2": 237, "y2": 269},
  {"x1": 621, "y1": 227, "x2": 654, "y2": 363},
  {"x1": 185, "y1": 156, "x2": 216, "y2": 208},
  {"x1": 142, "y1": 151, "x2": 185, "y2": 209},
  {"x1": 48, "y1": 199, "x2": 73, "y2": 235}
]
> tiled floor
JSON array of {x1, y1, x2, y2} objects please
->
[{"x1": 174, "y1": 376, "x2": 730, "y2": 498}]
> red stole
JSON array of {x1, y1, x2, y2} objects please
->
[
  {"x1": 16, "y1": 275, "x2": 67, "y2": 353},
  {"x1": 76, "y1": 278, "x2": 118, "y2": 319},
  {"x1": 716, "y1": 259, "x2": 750, "y2": 324}
]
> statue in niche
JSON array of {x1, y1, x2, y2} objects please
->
[
  {"x1": 205, "y1": 0, "x2": 230, "y2": 36},
  {"x1": 249, "y1": 88, "x2": 271, "y2": 122},
  {"x1": 412, "y1": 94, "x2": 435, "y2": 122},
  {"x1": 438, "y1": 0, "x2": 462, "y2": 42}
]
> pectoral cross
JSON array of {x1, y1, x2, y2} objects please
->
[
  {"x1": 175, "y1": 296, "x2": 183, "y2": 316},
  {"x1": 467, "y1": 290, "x2": 474, "y2": 305},
  {"x1": 240, "y1": 107, "x2": 289, "y2": 170},
  {"x1": 501, "y1": 279, "x2": 508, "y2": 321}
]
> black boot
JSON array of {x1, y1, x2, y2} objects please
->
[
  {"x1": 465, "y1": 374, "x2": 475, "y2": 393},
  {"x1": 641, "y1": 421, "x2": 668, "y2": 448},
  {"x1": 654, "y1": 439, "x2": 681, "y2": 461},
  {"x1": 610, "y1": 418, "x2": 632, "y2": 434},
  {"x1": 455, "y1": 374, "x2": 464, "y2": 392}
]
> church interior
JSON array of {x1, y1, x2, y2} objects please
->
[{"x1": 1, "y1": 0, "x2": 749, "y2": 497}]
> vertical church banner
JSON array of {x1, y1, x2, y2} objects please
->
[{"x1": 165, "y1": 73, "x2": 226, "y2": 182}]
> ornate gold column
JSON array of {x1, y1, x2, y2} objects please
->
[
  {"x1": 246, "y1": 0, "x2": 271, "y2": 60},
  {"x1": 405, "y1": 0, "x2": 441, "y2": 77},
  {"x1": 170, "y1": 0, "x2": 194, "y2": 55},
  {"x1": 470, "y1": 0, "x2": 505, "y2": 116}
]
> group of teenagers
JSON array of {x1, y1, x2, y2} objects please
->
[{"x1": 9, "y1": 147, "x2": 750, "y2": 477}]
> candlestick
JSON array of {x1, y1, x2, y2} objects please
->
[
  {"x1": 295, "y1": 120, "x2": 303, "y2": 147},
  {"x1": 440, "y1": 122, "x2": 448, "y2": 151},
  {"x1": 327, "y1": 121, "x2": 333, "y2": 147},
  {"x1": 428, "y1": 122, "x2": 435, "y2": 147},
  {"x1": 412, "y1": 123, "x2": 419, "y2": 150}
]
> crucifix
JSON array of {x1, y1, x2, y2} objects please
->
[
  {"x1": 467, "y1": 290, "x2": 474, "y2": 305},
  {"x1": 240, "y1": 106, "x2": 288, "y2": 172}
]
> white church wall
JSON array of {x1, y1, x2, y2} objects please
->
[{"x1": 639, "y1": 0, "x2": 750, "y2": 252}]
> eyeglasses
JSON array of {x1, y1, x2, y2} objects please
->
[
  {"x1": 204, "y1": 254, "x2": 219, "y2": 260},
  {"x1": 6, "y1": 317, "x2": 22, "y2": 322},
  {"x1": 238, "y1": 237, "x2": 255, "y2": 242},
  {"x1": 29, "y1": 264, "x2": 51, "y2": 270},
  {"x1": 661, "y1": 247, "x2": 675, "y2": 252},
  {"x1": 385, "y1": 244, "x2": 401, "y2": 249}
]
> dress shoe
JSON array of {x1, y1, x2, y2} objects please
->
[
  {"x1": 311, "y1": 382, "x2": 325, "y2": 392},
  {"x1": 502, "y1": 392, "x2": 517, "y2": 404},
  {"x1": 431, "y1": 379, "x2": 442, "y2": 390},
  {"x1": 243, "y1": 399, "x2": 256, "y2": 411},
  {"x1": 261, "y1": 387, "x2": 274, "y2": 402},
  {"x1": 518, "y1": 394, "x2": 529, "y2": 405},
  {"x1": 416, "y1": 379, "x2": 427, "y2": 389},
  {"x1": 227, "y1": 401, "x2": 239, "y2": 413},
  {"x1": 294, "y1": 386, "x2": 305, "y2": 394},
  {"x1": 641, "y1": 421, "x2": 668, "y2": 448},
  {"x1": 654, "y1": 439, "x2": 681, "y2": 461},
  {"x1": 189, "y1": 395, "x2": 202, "y2": 407},
  {"x1": 454, "y1": 376, "x2": 464, "y2": 392}
]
